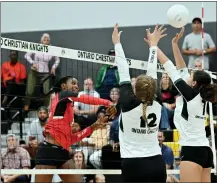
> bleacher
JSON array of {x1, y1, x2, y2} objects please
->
[{"x1": 1, "y1": 111, "x2": 37, "y2": 148}]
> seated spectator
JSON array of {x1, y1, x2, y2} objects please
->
[
  {"x1": 158, "y1": 131, "x2": 174, "y2": 169},
  {"x1": 88, "y1": 110, "x2": 110, "y2": 169},
  {"x1": 24, "y1": 33, "x2": 60, "y2": 113},
  {"x1": 23, "y1": 136, "x2": 39, "y2": 168},
  {"x1": 27, "y1": 106, "x2": 48, "y2": 142},
  {"x1": 1, "y1": 134, "x2": 30, "y2": 183},
  {"x1": 72, "y1": 150, "x2": 86, "y2": 169},
  {"x1": 93, "y1": 174, "x2": 106, "y2": 183},
  {"x1": 1, "y1": 50, "x2": 27, "y2": 107},
  {"x1": 19, "y1": 139, "x2": 27, "y2": 148},
  {"x1": 95, "y1": 49, "x2": 120, "y2": 100},
  {"x1": 194, "y1": 59, "x2": 203, "y2": 70},
  {"x1": 166, "y1": 175, "x2": 179, "y2": 183},
  {"x1": 158, "y1": 73, "x2": 178, "y2": 129},
  {"x1": 174, "y1": 157, "x2": 180, "y2": 180},
  {"x1": 74, "y1": 77, "x2": 100, "y2": 129},
  {"x1": 109, "y1": 88, "x2": 121, "y2": 145}
]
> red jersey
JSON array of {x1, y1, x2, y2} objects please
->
[{"x1": 44, "y1": 93, "x2": 112, "y2": 151}]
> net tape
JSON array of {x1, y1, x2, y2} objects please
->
[
  {"x1": 1, "y1": 169, "x2": 216, "y2": 175},
  {"x1": 1, "y1": 37, "x2": 216, "y2": 175},
  {"x1": 1, "y1": 37, "x2": 217, "y2": 79}
]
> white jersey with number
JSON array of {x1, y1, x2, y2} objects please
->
[
  {"x1": 115, "y1": 43, "x2": 162, "y2": 158},
  {"x1": 164, "y1": 62, "x2": 209, "y2": 147},
  {"x1": 119, "y1": 100, "x2": 162, "y2": 158}
]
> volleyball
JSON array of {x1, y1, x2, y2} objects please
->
[{"x1": 167, "y1": 4, "x2": 189, "y2": 28}]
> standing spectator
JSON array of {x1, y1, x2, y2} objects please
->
[
  {"x1": 95, "y1": 49, "x2": 120, "y2": 100},
  {"x1": 24, "y1": 33, "x2": 60, "y2": 113},
  {"x1": 1, "y1": 50, "x2": 27, "y2": 107},
  {"x1": 158, "y1": 131, "x2": 174, "y2": 169},
  {"x1": 27, "y1": 106, "x2": 49, "y2": 142},
  {"x1": 1, "y1": 134, "x2": 30, "y2": 183},
  {"x1": 182, "y1": 17, "x2": 216, "y2": 70},
  {"x1": 158, "y1": 73, "x2": 178, "y2": 129},
  {"x1": 74, "y1": 77, "x2": 100, "y2": 129}
]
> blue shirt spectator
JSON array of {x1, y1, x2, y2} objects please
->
[
  {"x1": 161, "y1": 144, "x2": 174, "y2": 169},
  {"x1": 109, "y1": 116, "x2": 120, "y2": 143},
  {"x1": 158, "y1": 131, "x2": 174, "y2": 169}
]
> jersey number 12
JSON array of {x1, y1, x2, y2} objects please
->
[{"x1": 140, "y1": 113, "x2": 157, "y2": 128}]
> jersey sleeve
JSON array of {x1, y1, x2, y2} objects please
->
[
  {"x1": 70, "y1": 95, "x2": 112, "y2": 106},
  {"x1": 59, "y1": 91, "x2": 112, "y2": 106},
  {"x1": 146, "y1": 46, "x2": 158, "y2": 79},
  {"x1": 163, "y1": 60, "x2": 199, "y2": 102},
  {"x1": 177, "y1": 67, "x2": 190, "y2": 81},
  {"x1": 70, "y1": 127, "x2": 92, "y2": 145},
  {"x1": 114, "y1": 43, "x2": 131, "y2": 84}
]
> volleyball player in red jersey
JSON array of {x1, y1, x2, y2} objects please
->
[{"x1": 35, "y1": 76, "x2": 116, "y2": 182}]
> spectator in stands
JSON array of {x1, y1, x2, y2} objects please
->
[
  {"x1": 109, "y1": 88, "x2": 121, "y2": 145},
  {"x1": 182, "y1": 17, "x2": 216, "y2": 70},
  {"x1": 27, "y1": 106, "x2": 48, "y2": 142},
  {"x1": 23, "y1": 136, "x2": 39, "y2": 168},
  {"x1": 24, "y1": 33, "x2": 60, "y2": 113},
  {"x1": 94, "y1": 174, "x2": 106, "y2": 183},
  {"x1": 194, "y1": 58, "x2": 203, "y2": 70},
  {"x1": 158, "y1": 73, "x2": 178, "y2": 129},
  {"x1": 88, "y1": 109, "x2": 110, "y2": 169},
  {"x1": 174, "y1": 157, "x2": 180, "y2": 180},
  {"x1": 95, "y1": 49, "x2": 120, "y2": 100},
  {"x1": 89, "y1": 174, "x2": 106, "y2": 183},
  {"x1": 1, "y1": 134, "x2": 30, "y2": 183},
  {"x1": 166, "y1": 175, "x2": 179, "y2": 183},
  {"x1": 74, "y1": 77, "x2": 100, "y2": 129},
  {"x1": 158, "y1": 131, "x2": 174, "y2": 169},
  {"x1": 1, "y1": 50, "x2": 27, "y2": 107},
  {"x1": 72, "y1": 150, "x2": 86, "y2": 169},
  {"x1": 19, "y1": 139, "x2": 27, "y2": 148}
]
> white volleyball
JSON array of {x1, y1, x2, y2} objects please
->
[{"x1": 167, "y1": 4, "x2": 189, "y2": 28}]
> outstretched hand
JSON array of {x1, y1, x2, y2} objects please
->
[
  {"x1": 172, "y1": 27, "x2": 185, "y2": 44},
  {"x1": 112, "y1": 23, "x2": 123, "y2": 45},
  {"x1": 144, "y1": 24, "x2": 167, "y2": 47}
]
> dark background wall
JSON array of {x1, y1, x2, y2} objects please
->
[{"x1": 1, "y1": 22, "x2": 217, "y2": 88}]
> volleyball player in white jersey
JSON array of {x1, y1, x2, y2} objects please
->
[
  {"x1": 112, "y1": 23, "x2": 167, "y2": 182},
  {"x1": 147, "y1": 27, "x2": 217, "y2": 182}
]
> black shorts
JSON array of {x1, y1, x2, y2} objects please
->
[
  {"x1": 35, "y1": 141, "x2": 71, "y2": 168},
  {"x1": 180, "y1": 146, "x2": 213, "y2": 168},
  {"x1": 121, "y1": 155, "x2": 167, "y2": 182}
]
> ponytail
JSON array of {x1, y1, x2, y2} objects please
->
[
  {"x1": 200, "y1": 84, "x2": 217, "y2": 103},
  {"x1": 142, "y1": 103, "x2": 148, "y2": 121}
]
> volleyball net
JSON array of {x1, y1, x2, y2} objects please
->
[{"x1": 1, "y1": 36, "x2": 217, "y2": 178}]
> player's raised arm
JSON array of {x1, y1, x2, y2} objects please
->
[
  {"x1": 112, "y1": 23, "x2": 131, "y2": 83},
  {"x1": 147, "y1": 27, "x2": 197, "y2": 102},
  {"x1": 171, "y1": 27, "x2": 190, "y2": 80},
  {"x1": 171, "y1": 27, "x2": 186, "y2": 69},
  {"x1": 144, "y1": 25, "x2": 167, "y2": 80}
]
